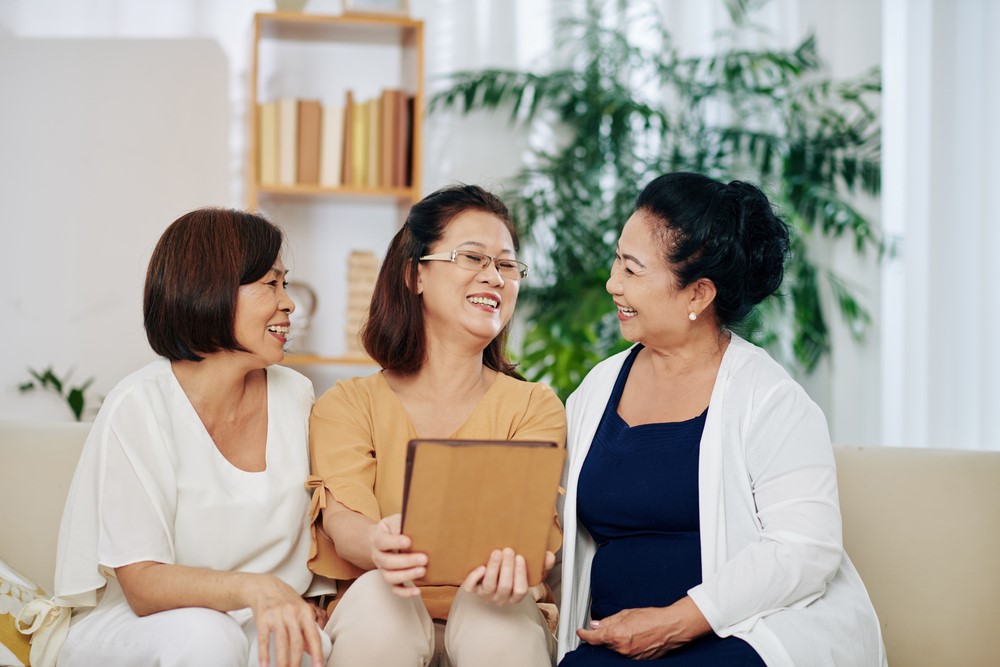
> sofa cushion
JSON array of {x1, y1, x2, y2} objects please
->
[{"x1": 0, "y1": 421, "x2": 89, "y2": 594}]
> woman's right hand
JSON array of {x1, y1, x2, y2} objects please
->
[
  {"x1": 369, "y1": 513, "x2": 428, "y2": 598},
  {"x1": 244, "y1": 573, "x2": 324, "y2": 667}
]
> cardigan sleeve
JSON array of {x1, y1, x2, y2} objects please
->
[{"x1": 688, "y1": 379, "x2": 844, "y2": 634}]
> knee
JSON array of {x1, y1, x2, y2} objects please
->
[
  {"x1": 327, "y1": 571, "x2": 432, "y2": 662},
  {"x1": 160, "y1": 608, "x2": 248, "y2": 667},
  {"x1": 446, "y1": 593, "x2": 554, "y2": 665}
]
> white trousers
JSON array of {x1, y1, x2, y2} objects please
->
[
  {"x1": 58, "y1": 580, "x2": 332, "y2": 667},
  {"x1": 324, "y1": 570, "x2": 555, "y2": 667}
]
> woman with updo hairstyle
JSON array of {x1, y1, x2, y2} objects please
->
[
  {"x1": 556, "y1": 173, "x2": 886, "y2": 666},
  {"x1": 308, "y1": 184, "x2": 564, "y2": 666}
]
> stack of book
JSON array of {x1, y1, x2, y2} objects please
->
[
  {"x1": 345, "y1": 250, "x2": 380, "y2": 357},
  {"x1": 258, "y1": 89, "x2": 414, "y2": 190}
]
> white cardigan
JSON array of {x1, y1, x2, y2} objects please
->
[{"x1": 556, "y1": 335, "x2": 887, "y2": 666}]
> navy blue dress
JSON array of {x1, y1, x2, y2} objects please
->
[{"x1": 559, "y1": 346, "x2": 764, "y2": 666}]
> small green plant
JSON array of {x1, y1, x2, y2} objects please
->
[{"x1": 18, "y1": 366, "x2": 96, "y2": 421}]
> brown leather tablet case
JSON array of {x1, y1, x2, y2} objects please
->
[{"x1": 401, "y1": 439, "x2": 566, "y2": 587}]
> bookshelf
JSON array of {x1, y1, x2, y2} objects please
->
[{"x1": 247, "y1": 12, "x2": 424, "y2": 367}]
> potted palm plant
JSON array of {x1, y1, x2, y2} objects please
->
[{"x1": 431, "y1": 0, "x2": 881, "y2": 399}]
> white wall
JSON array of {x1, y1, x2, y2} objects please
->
[{"x1": 0, "y1": 25, "x2": 228, "y2": 421}]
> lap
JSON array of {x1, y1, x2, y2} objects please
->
[
  {"x1": 560, "y1": 635, "x2": 764, "y2": 667},
  {"x1": 60, "y1": 580, "x2": 331, "y2": 667},
  {"x1": 60, "y1": 601, "x2": 249, "y2": 667},
  {"x1": 325, "y1": 571, "x2": 553, "y2": 667}
]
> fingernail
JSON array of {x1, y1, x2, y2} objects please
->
[{"x1": 591, "y1": 620, "x2": 601, "y2": 627}]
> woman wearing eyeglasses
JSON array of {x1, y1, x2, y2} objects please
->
[{"x1": 307, "y1": 184, "x2": 565, "y2": 666}]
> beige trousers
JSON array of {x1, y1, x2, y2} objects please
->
[{"x1": 324, "y1": 569, "x2": 555, "y2": 667}]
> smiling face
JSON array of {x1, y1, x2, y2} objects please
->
[
  {"x1": 607, "y1": 210, "x2": 698, "y2": 347},
  {"x1": 416, "y1": 209, "x2": 520, "y2": 349},
  {"x1": 232, "y1": 258, "x2": 295, "y2": 367}
]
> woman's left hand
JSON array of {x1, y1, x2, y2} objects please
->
[
  {"x1": 460, "y1": 548, "x2": 555, "y2": 607},
  {"x1": 576, "y1": 597, "x2": 711, "y2": 659}
]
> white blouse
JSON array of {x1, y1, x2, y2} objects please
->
[{"x1": 54, "y1": 360, "x2": 316, "y2": 609}]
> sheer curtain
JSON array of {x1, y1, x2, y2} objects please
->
[{"x1": 881, "y1": 0, "x2": 1000, "y2": 451}]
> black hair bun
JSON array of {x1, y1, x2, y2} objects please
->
[
  {"x1": 726, "y1": 180, "x2": 790, "y2": 308},
  {"x1": 634, "y1": 172, "x2": 790, "y2": 327}
]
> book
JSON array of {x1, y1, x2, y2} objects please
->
[
  {"x1": 296, "y1": 99, "x2": 322, "y2": 185},
  {"x1": 350, "y1": 97, "x2": 369, "y2": 187},
  {"x1": 258, "y1": 101, "x2": 279, "y2": 186},
  {"x1": 401, "y1": 439, "x2": 566, "y2": 587},
  {"x1": 367, "y1": 96, "x2": 381, "y2": 188},
  {"x1": 319, "y1": 103, "x2": 344, "y2": 187},
  {"x1": 404, "y1": 95, "x2": 415, "y2": 187},
  {"x1": 341, "y1": 90, "x2": 355, "y2": 187},
  {"x1": 277, "y1": 97, "x2": 298, "y2": 186},
  {"x1": 380, "y1": 89, "x2": 397, "y2": 188},
  {"x1": 394, "y1": 90, "x2": 409, "y2": 187}
]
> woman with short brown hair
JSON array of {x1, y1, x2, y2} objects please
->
[{"x1": 56, "y1": 208, "x2": 329, "y2": 667}]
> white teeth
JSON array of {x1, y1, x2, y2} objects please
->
[
  {"x1": 468, "y1": 296, "x2": 499, "y2": 308},
  {"x1": 618, "y1": 305, "x2": 637, "y2": 316},
  {"x1": 267, "y1": 325, "x2": 289, "y2": 334}
]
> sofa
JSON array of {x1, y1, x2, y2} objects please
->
[{"x1": 2, "y1": 419, "x2": 999, "y2": 666}]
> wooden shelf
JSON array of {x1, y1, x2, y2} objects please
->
[
  {"x1": 283, "y1": 354, "x2": 379, "y2": 366},
  {"x1": 246, "y1": 11, "x2": 424, "y2": 210},
  {"x1": 258, "y1": 11, "x2": 424, "y2": 34},
  {"x1": 256, "y1": 183, "x2": 417, "y2": 201},
  {"x1": 248, "y1": 11, "x2": 423, "y2": 369}
]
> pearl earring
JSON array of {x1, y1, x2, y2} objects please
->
[{"x1": 688, "y1": 312, "x2": 697, "y2": 321}]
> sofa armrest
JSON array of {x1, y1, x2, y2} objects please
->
[{"x1": 834, "y1": 445, "x2": 1000, "y2": 667}]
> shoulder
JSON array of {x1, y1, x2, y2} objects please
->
[
  {"x1": 268, "y1": 364, "x2": 315, "y2": 401},
  {"x1": 313, "y1": 371, "x2": 385, "y2": 415},
  {"x1": 494, "y1": 373, "x2": 560, "y2": 403},
  {"x1": 74, "y1": 360, "x2": 179, "y2": 480},
  {"x1": 721, "y1": 334, "x2": 824, "y2": 422},
  {"x1": 95, "y1": 358, "x2": 175, "y2": 422},
  {"x1": 497, "y1": 373, "x2": 565, "y2": 415}
]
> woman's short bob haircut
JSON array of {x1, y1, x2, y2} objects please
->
[
  {"x1": 144, "y1": 207, "x2": 284, "y2": 362},
  {"x1": 635, "y1": 172, "x2": 791, "y2": 328},
  {"x1": 363, "y1": 184, "x2": 522, "y2": 378}
]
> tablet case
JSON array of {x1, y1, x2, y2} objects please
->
[{"x1": 401, "y1": 439, "x2": 566, "y2": 587}]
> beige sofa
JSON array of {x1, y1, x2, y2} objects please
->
[{"x1": 2, "y1": 420, "x2": 999, "y2": 666}]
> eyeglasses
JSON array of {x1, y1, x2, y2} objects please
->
[{"x1": 419, "y1": 249, "x2": 529, "y2": 279}]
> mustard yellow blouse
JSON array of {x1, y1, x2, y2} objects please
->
[{"x1": 307, "y1": 370, "x2": 566, "y2": 619}]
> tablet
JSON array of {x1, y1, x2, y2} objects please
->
[{"x1": 401, "y1": 438, "x2": 566, "y2": 587}]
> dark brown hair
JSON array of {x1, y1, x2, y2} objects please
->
[
  {"x1": 143, "y1": 207, "x2": 284, "y2": 361},
  {"x1": 362, "y1": 184, "x2": 522, "y2": 377},
  {"x1": 635, "y1": 172, "x2": 790, "y2": 327}
]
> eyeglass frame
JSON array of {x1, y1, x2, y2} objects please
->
[{"x1": 418, "y1": 249, "x2": 529, "y2": 279}]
